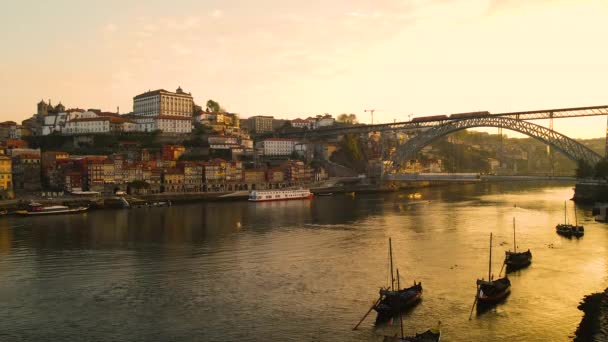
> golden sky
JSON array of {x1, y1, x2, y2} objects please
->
[{"x1": 1, "y1": 0, "x2": 607, "y2": 138}]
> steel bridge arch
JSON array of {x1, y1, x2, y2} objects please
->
[{"x1": 393, "y1": 116, "x2": 603, "y2": 167}]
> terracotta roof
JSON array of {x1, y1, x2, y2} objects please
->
[
  {"x1": 134, "y1": 89, "x2": 193, "y2": 100},
  {"x1": 98, "y1": 112, "x2": 120, "y2": 117},
  {"x1": 66, "y1": 108, "x2": 86, "y2": 113}
]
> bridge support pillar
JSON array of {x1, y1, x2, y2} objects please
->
[{"x1": 605, "y1": 115, "x2": 608, "y2": 159}]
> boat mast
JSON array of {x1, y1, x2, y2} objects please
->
[
  {"x1": 488, "y1": 233, "x2": 493, "y2": 281},
  {"x1": 389, "y1": 238, "x2": 395, "y2": 291},
  {"x1": 564, "y1": 201, "x2": 567, "y2": 224},
  {"x1": 574, "y1": 205, "x2": 578, "y2": 226},
  {"x1": 396, "y1": 268, "x2": 401, "y2": 290},
  {"x1": 397, "y1": 268, "x2": 404, "y2": 339},
  {"x1": 513, "y1": 217, "x2": 516, "y2": 253}
]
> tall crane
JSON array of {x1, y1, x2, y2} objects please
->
[{"x1": 364, "y1": 109, "x2": 383, "y2": 125}]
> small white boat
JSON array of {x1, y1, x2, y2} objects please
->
[
  {"x1": 249, "y1": 189, "x2": 313, "y2": 202},
  {"x1": 150, "y1": 201, "x2": 172, "y2": 207},
  {"x1": 15, "y1": 202, "x2": 88, "y2": 216}
]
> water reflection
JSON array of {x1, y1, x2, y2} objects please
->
[{"x1": 0, "y1": 182, "x2": 606, "y2": 341}]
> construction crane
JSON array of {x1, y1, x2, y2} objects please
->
[{"x1": 364, "y1": 109, "x2": 383, "y2": 125}]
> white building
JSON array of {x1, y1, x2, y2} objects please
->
[
  {"x1": 314, "y1": 114, "x2": 335, "y2": 129},
  {"x1": 42, "y1": 112, "x2": 68, "y2": 135},
  {"x1": 291, "y1": 118, "x2": 314, "y2": 129},
  {"x1": 257, "y1": 138, "x2": 299, "y2": 156},
  {"x1": 132, "y1": 87, "x2": 193, "y2": 133},
  {"x1": 64, "y1": 117, "x2": 113, "y2": 134},
  {"x1": 63, "y1": 115, "x2": 137, "y2": 135}
]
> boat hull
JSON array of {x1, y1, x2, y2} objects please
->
[
  {"x1": 248, "y1": 194, "x2": 313, "y2": 202},
  {"x1": 16, "y1": 207, "x2": 89, "y2": 216},
  {"x1": 476, "y1": 277, "x2": 511, "y2": 306},
  {"x1": 556, "y1": 224, "x2": 584, "y2": 238},
  {"x1": 505, "y1": 250, "x2": 532, "y2": 272},
  {"x1": 375, "y1": 283, "x2": 423, "y2": 323}
]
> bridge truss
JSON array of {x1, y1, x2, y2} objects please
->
[
  {"x1": 278, "y1": 105, "x2": 608, "y2": 138},
  {"x1": 392, "y1": 116, "x2": 604, "y2": 168}
]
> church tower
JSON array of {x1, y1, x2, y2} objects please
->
[{"x1": 37, "y1": 99, "x2": 49, "y2": 116}]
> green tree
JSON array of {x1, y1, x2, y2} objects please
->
[
  {"x1": 594, "y1": 159, "x2": 608, "y2": 179},
  {"x1": 576, "y1": 159, "x2": 594, "y2": 178},
  {"x1": 337, "y1": 113, "x2": 358, "y2": 125},
  {"x1": 128, "y1": 180, "x2": 151, "y2": 190},
  {"x1": 342, "y1": 133, "x2": 363, "y2": 161},
  {"x1": 206, "y1": 99, "x2": 221, "y2": 113}
]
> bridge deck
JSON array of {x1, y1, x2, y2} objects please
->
[{"x1": 278, "y1": 105, "x2": 608, "y2": 137}]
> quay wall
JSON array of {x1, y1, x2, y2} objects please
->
[{"x1": 573, "y1": 181, "x2": 608, "y2": 203}]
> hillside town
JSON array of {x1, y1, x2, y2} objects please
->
[
  {"x1": 1, "y1": 86, "x2": 602, "y2": 201},
  {"x1": 0, "y1": 86, "x2": 342, "y2": 200}
]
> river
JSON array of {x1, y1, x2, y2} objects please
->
[{"x1": 0, "y1": 182, "x2": 606, "y2": 341}]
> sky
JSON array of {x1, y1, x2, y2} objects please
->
[{"x1": 1, "y1": 0, "x2": 607, "y2": 139}]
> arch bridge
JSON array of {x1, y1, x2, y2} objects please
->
[{"x1": 392, "y1": 116, "x2": 603, "y2": 168}]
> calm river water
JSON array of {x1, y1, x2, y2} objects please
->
[{"x1": 0, "y1": 182, "x2": 607, "y2": 341}]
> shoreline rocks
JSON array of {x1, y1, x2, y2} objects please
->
[{"x1": 575, "y1": 288, "x2": 608, "y2": 341}]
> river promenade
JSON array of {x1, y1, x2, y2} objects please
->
[{"x1": 0, "y1": 175, "x2": 579, "y2": 211}]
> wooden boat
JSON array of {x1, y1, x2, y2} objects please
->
[
  {"x1": 474, "y1": 233, "x2": 510, "y2": 311},
  {"x1": 373, "y1": 239, "x2": 422, "y2": 323},
  {"x1": 556, "y1": 201, "x2": 584, "y2": 237},
  {"x1": 571, "y1": 206, "x2": 584, "y2": 237},
  {"x1": 15, "y1": 202, "x2": 88, "y2": 216},
  {"x1": 504, "y1": 218, "x2": 532, "y2": 272},
  {"x1": 352, "y1": 239, "x2": 422, "y2": 330},
  {"x1": 383, "y1": 321, "x2": 441, "y2": 342}
]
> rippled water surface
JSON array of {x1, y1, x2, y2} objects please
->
[{"x1": 0, "y1": 182, "x2": 607, "y2": 341}]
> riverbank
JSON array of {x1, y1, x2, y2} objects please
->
[
  {"x1": 575, "y1": 288, "x2": 608, "y2": 341},
  {"x1": 0, "y1": 178, "x2": 577, "y2": 212},
  {"x1": 573, "y1": 180, "x2": 608, "y2": 204}
]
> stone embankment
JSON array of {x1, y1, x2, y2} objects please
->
[
  {"x1": 575, "y1": 288, "x2": 608, "y2": 341},
  {"x1": 574, "y1": 180, "x2": 608, "y2": 204}
]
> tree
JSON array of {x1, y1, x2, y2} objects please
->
[
  {"x1": 594, "y1": 159, "x2": 608, "y2": 179},
  {"x1": 337, "y1": 113, "x2": 358, "y2": 125},
  {"x1": 206, "y1": 99, "x2": 221, "y2": 113},
  {"x1": 576, "y1": 159, "x2": 594, "y2": 179}
]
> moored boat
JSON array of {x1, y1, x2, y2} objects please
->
[
  {"x1": 373, "y1": 239, "x2": 422, "y2": 323},
  {"x1": 472, "y1": 233, "x2": 510, "y2": 314},
  {"x1": 248, "y1": 189, "x2": 313, "y2": 202},
  {"x1": 375, "y1": 281, "x2": 423, "y2": 323},
  {"x1": 352, "y1": 238, "x2": 422, "y2": 330},
  {"x1": 15, "y1": 202, "x2": 88, "y2": 216},
  {"x1": 150, "y1": 200, "x2": 172, "y2": 207},
  {"x1": 556, "y1": 201, "x2": 584, "y2": 237},
  {"x1": 556, "y1": 223, "x2": 573, "y2": 237},
  {"x1": 383, "y1": 321, "x2": 441, "y2": 342},
  {"x1": 504, "y1": 218, "x2": 532, "y2": 272}
]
